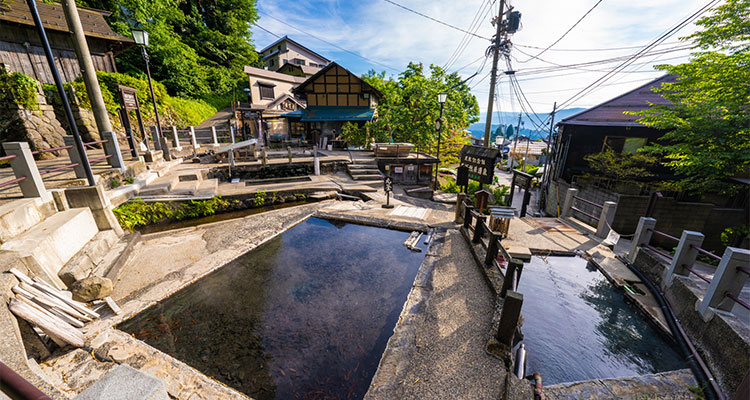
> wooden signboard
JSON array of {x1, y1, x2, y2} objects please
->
[
  {"x1": 459, "y1": 145, "x2": 499, "y2": 185},
  {"x1": 117, "y1": 85, "x2": 148, "y2": 150}
]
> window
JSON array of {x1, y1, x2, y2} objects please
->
[
  {"x1": 292, "y1": 59, "x2": 306, "y2": 66},
  {"x1": 259, "y1": 83, "x2": 275, "y2": 100},
  {"x1": 603, "y1": 136, "x2": 647, "y2": 153}
]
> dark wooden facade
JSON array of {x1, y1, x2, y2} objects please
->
[
  {"x1": 0, "y1": 0, "x2": 133, "y2": 83},
  {"x1": 294, "y1": 62, "x2": 380, "y2": 108}
]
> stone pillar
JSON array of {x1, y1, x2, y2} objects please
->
[
  {"x1": 171, "y1": 126, "x2": 181, "y2": 150},
  {"x1": 629, "y1": 217, "x2": 656, "y2": 263},
  {"x1": 101, "y1": 131, "x2": 125, "y2": 171},
  {"x1": 150, "y1": 126, "x2": 162, "y2": 151},
  {"x1": 313, "y1": 145, "x2": 320, "y2": 176},
  {"x1": 62, "y1": 136, "x2": 88, "y2": 179},
  {"x1": 261, "y1": 148, "x2": 267, "y2": 166},
  {"x1": 561, "y1": 188, "x2": 578, "y2": 218},
  {"x1": 287, "y1": 146, "x2": 292, "y2": 164},
  {"x1": 1, "y1": 142, "x2": 51, "y2": 202},
  {"x1": 211, "y1": 126, "x2": 219, "y2": 146},
  {"x1": 189, "y1": 126, "x2": 199, "y2": 149},
  {"x1": 696, "y1": 247, "x2": 750, "y2": 321},
  {"x1": 665, "y1": 231, "x2": 704, "y2": 285},
  {"x1": 455, "y1": 193, "x2": 467, "y2": 223},
  {"x1": 64, "y1": 184, "x2": 123, "y2": 236},
  {"x1": 596, "y1": 201, "x2": 617, "y2": 238}
]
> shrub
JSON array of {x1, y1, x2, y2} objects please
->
[
  {"x1": 0, "y1": 67, "x2": 40, "y2": 110},
  {"x1": 113, "y1": 196, "x2": 229, "y2": 231}
]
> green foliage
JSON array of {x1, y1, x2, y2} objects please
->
[
  {"x1": 110, "y1": 179, "x2": 121, "y2": 188},
  {"x1": 163, "y1": 96, "x2": 217, "y2": 127},
  {"x1": 78, "y1": 0, "x2": 259, "y2": 97},
  {"x1": 440, "y1": 177, "x2": 508, "y2": 206},
  {"x1": 721, "y1": 224, "x2": 750, "y2": 247},
  {"x1": 124, "y1": 177, "x2": 135, "y2": 185},
  {"x1": 629, "y1": 0, "x2": 750, "y2": 194},
  {"x1": 584, "y1": 146, "x2": 659, "y2": 181},
  {"x1": 113, "y1": 196, "x2": 229, "y2": 231},
  {"x1": 514, "y1": 164, "x2": 541, "y2": 177},
  {"x1": 505, "y1": 125, "x2": 515, "y2": 139},
  {"x1": 0, "y1": 67, "x2": 39, "y2": 110},
  {"x1": 254, "y1": 190, "x2": 266, "y2": 207},
  {"x1": 340, "y1": 121, "x2": 368, "y2": 148},
  {"x1": 362, "y1": 63, "x2": 480, "y2": 153}
]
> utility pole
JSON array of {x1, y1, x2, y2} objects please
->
[
  {"x1": 61, "y1": 0, "x2": 113, "y2": 136},
  {"x1": 482, "y1": 0, "x2": 506, "y2": 147},
  {"x1": 540, "y1": 102, "x2": 557, "y2": 211},
  {"x1": 508, "y1": 113, "x2": 521, "y2": 170}
]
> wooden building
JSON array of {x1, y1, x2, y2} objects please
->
[
  {"x1": 0, "y1": 0, "x2": 133, "y2": 83},
  {"x1": 285, "y1": 62, "x2": 381, "y2": 147}
]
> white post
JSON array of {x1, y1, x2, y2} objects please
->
[
  {"x1": 211, "y1": 126, "x2": 219, "y2": 146},
  {"x1": 313, "y1": 145, "x2": 320, "y2": 176},
  {"x1": 696, "y1": 247, "x2": 750, "y2": 321},
  {"x1": 561, "y1": 188, "x2": 578, "y2": 218},
  {"x1": 62, "y1": 136, "x2": 88, "y2": 179},
  {"x1": 629, "y1": 217, "x2": 656, "y2": 263},
  {"x1": 101, "y1": 131, "x2": 125, "y2": 171},
  {"x1": 665, "y1": 231, "x2": 704, "y2": 285},
  {"x1": 1, "y1": 142, "x2": 51, "y2": 202},
  {"x1": 189, "y1": 126, "x2": 200, "y2": 149},
  {"x1": 171, "y1": 126, "x2": 181, "y2": 150},
  {"x1": 596, "y1": 201, "x2": 617, "y2": 238}
]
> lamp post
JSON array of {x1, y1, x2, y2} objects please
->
[
  {"x1": 433, "y1": 92, "x2": 448, "y2": 190},
  {"x1": 131, "y1": 28, "x2": 163, "y2": 150}
]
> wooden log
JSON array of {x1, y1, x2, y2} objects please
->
[
  {"x1": 8, "y1": 299, "x2": 84, "y2": 348},
  {"x1": 403, "y1": 231, "x2": 418, "y2": 247}
]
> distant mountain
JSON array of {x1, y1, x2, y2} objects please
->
[{"x1": 467, "y1": 108, "x2": 586, "y2": 140}]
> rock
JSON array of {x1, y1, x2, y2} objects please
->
[{"x1": 70, "y1": 276, "x2": 113, "y2": 302}]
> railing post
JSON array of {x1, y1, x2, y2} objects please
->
[
  {"x1": 501, "y1": 259, "x2": 522, "y2": 297},
  {"x1": 150, "y1": 126, "x2": 162, "y2": 151},
  {"x1": 696, "y1": 247, "x2": 750, "y2": 321},
  {"x1": 596, "y1": 201, "x2": 617, "y2": 238},
  {"x1": 189, "y1": 126, "x2": 199, "y2": 149},
  {"x1": 455, "y1": 193, "x2": 467, "y2": 223},
  {"x1": 463, "y1": 205, "x2": 473, "y2": 229},
  {"x1": 288, "y1": 146, "x2": 292, "y2": 164},
  {"x1": 62, "y1": 136, "x2": 88, "y2": 179},
  {"x1": 472, "y1": 215, "x2": 484, "y2": 244},
  {"x1": 665, "y1": 231, "x2": 704, "y2": 285},
  {"x1": 1, "y1": 142, "x2": 51, "y2": 202},
  {"x1": 496, "y1": 290, "x2": 523, "y2": 347},
  {"x1": 101, "y1": 131, "x2": 125, "y2": 170},
  {"x1": 211, "y1": 126, "x2": 219, "y2": 146},
  {"x1": 485, "y1": 231, "x2": 499, "y2": 267},
  {"x1": 629, "y1": 217, "x2": 656, "y2": 263},
  {"x1": 171, "y1": 126, "x2": 181, "y2": 150},
  {"x1": 561, "y1": 188, "x2": 578, "y2": 218}
]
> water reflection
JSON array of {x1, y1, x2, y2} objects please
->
[
  {"x1": 516, "y1": 256, "x2": 686, "y2": 384},
  {"x1": 119, "y1": 218, "x2": 425, "y2": 399}
]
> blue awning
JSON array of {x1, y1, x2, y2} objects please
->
[{"x1": 282, "y1": 106, "x2": 375, "y2": 122}]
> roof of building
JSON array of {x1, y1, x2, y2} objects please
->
[
  {"x1": 558, "y1": 75, "x2": 677, "y2": 127},
  {"x1": 276, "y1": 63, "x2": 324, "y2": 77},
  {"x1": 243, "y1": 65, "x2": 307, "y2": 84},
  {"x1": 259, "y1": 35, "x2": 330, "y2": 63},
  {"x1": 282, "y1": 106, "x2": 375, "y2": 122},
  {"x1": 292, "y1": 62, "x2": 383, "y2": 98},
  {"x1": 0, "y1": 0, "x2": 134, "y2": 43}
]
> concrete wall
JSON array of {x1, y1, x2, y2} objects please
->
[
  {"x1": 247, "y1": 73, "x2": 299, "y2": 107},
  {"x1": 633, "y1": 248, "x2": 750, "y2": 396}
]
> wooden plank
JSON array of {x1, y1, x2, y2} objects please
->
[
  {"x1": 31, "y1": 280, "x2": 100, "y2": 319},
  {"x1": 104, "y1": 296, "x2": 121, "y2": 315},
  {"x1": 9, "y1": 267, "x2": 34, "y2": 285},
  {"x1": 19, "y1": 283, "x2": 93, "y2": 322},
  {"x1": 337, "y1": 94, "x2": 347, "y2": 106},
  {"x1": 9, "y1": 298, "x2": 84, "y2": 348}
]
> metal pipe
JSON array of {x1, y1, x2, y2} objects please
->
[
  {"x1": 0, "y1": 360, "x2": 52, "y2": 399},
  {"x1": 514, "y1": 344, "x2": 527, "y2": 379},
  {"x1": 26, "y1": 0, "x2": 95, "y2": 186}
]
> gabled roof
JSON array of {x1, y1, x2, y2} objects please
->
[
  {"x1": 558, "y1": 75, "x2": 677, "y2": 127},
  {"x1": 265, "y1": 93, "x2": 306, "y2": 110},
  {"x1": 259, "y1": 35, "x2": 330, "y2": 63},
  {"x1": 292, "y1": 62, "x2": 383, "y2": 99},
  {"x1": 243, "y1": 65, "x2": 307, "y2": 84},
  {"x1": 0, "y1": 0, "x2": 133, "y2": 43},
  {"x1": 276, "y1": 63, "x2": 324, "y2": 77}
]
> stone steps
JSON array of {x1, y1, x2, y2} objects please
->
[
  {"x1": 0, "y1": 198, "x2": 57, "y2": 244},
  {"x1": 349, "y1": 168, "x2": 381, "y2": 175},
  {"x1": 57, "y1": 229, "x2": 130, "y2": 287},
  {"x1": 352, "y1": 174, "x2": 382, "y2": 181},
  {"x1": 0, "y1": 208, "x2": 99, "y2": 289}
]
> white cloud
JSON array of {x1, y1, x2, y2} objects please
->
[{"x1": 252, "y1": 0, "x2": 713, "y2": 116}]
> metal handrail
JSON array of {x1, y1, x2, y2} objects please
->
[
  {"x1": 647, "y1": 228, "x2": 680, "y2": 242},
  {"x1": 83, "y1": 139, "x2": 108, "y2": 147},
  {"x1": 0, "y1": 176, "x2": 27, "y2": 189},
  {"x1": 573, "y1": 195, "x2": 603, "y2": 209},
  {"x1": 643, "y1": 244, "x2": 674, "y2": 260},
  {"x1": 31, "y1": 145, "x2": 72, "y2": 155},
  {"x1": 739, "y1": 267, "x2": 750, "y2": 276},
  {"x1": 0, "y1": 154, "x2": 18, "y2": 162},
  {"x1": 683, "y1": 264, "x2": 711, "y2": 284},
  {"x1": 570, "y1": 206, "x2": 599, "y2": 221},
  {"x1": 690, "y1": 244, "x2": 722, "y2": 262},
  {"x1": 727, "y1": 293, "x2": 750, "y2": 311},
  {"x1": 88, "y1": 154, "x2": 113, "y2": 163},
  {"x1": 39, "y1": 162, "x2": 79, "y2": 176}
]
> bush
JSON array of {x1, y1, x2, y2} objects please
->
[
  {"x1": 0, "y1": 67, "x2": 40, "y2": 110},
  {"x1": 113, "y1": 196, "x2": 229, "y2": 231}
]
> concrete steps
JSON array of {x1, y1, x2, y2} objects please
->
[
  {"x1": 0, "y1": 198, "x2": 57, "y2": 244},
  {"x1": 349, "y1": 168, "x2": 381, "y2": 175},
  {"x1": 0, "y1": 208, "x2": 99, "y2": 288},
  {"x1": 352, "y1": 174, "x2": 382, "y2": 181},
  {"x1": 58, "y1": 229, "x2": 128, "y2": 286}
]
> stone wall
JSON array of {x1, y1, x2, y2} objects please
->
[
  {"x1": 0, "y1": 89, "x2": 66, "y2": 159},
  {"x1": 633, "y1": 248, "x2": 750, "y2": 396}
]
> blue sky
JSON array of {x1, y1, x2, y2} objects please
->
[{"x1": 251, "y1": 0, "x2": 712, "y2": 126}]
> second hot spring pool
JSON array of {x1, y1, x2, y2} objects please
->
[
  {"x1": 516, "y1": 255, "x2": 687, "y2": 385},
  {"x1": 118, "y1": 217, "x2": 426, "y2": 399}
]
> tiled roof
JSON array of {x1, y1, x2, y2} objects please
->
[{"x1": 558, "y1": 75, "x2": 677, "y2": 127}]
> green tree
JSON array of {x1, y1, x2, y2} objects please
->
[
  {"x1": 630, "y1": 0, "x2": 750, "y2": 194},
  {"x1": 362, "y1": 63, "x2": 479, "y2": 153},
  {"x1": 504, "y1": 124, "x2": 514, "y2": 139}
]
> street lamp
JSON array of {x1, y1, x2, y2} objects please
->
[
  {"x1": 131, "y1": 28, "x2": 163, "y2": 150},
  {"x1": 433, "y1": 92, "x2": 448, "y2": 190}
]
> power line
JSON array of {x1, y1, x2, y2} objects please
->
[
  {"x1": 253, "y1": 23, "x2": 282, "y2": 38},
  {"x1": 518, "y1": 0, "x2": 605, "y2": 63},
  {"x1": 258, "y1": 11, "x2": 401, "y2": 72},
  {"x1": 383, "y1": 0, "x2": 491, "y2": 40},
  {"x1": 514, "y1": 41, "x2": 682, "y2": 52},
  {"x1": 443, "y1": 0, "x2": 494, "y2": 70}
]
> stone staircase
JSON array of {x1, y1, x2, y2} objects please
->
[{"x1": 347, "y1": 159, "x2": 382, "y2": 188}]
